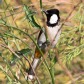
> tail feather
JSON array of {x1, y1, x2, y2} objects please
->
[
  {"x1": 27, "y1": 47, "x2": 42, "y2": 81},
  {"x1": 27, "y1": 58, "x2": 39, "y2": 81}
]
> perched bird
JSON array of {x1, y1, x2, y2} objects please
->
[{"x1": 27, "y1": 9, "x2": 61, "y2": 80}]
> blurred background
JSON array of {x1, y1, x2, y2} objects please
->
[{"x1": 0, "y1": 0, "x2": 84, "y2": 84}]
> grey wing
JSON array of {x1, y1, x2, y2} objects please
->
[{"x1": 37, "y1": 30, "x2": 47, "y2": 52}]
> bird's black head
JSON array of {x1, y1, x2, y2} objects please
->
[{"x1": 43, "y1": 9, "x2": 60, "y2": 27}]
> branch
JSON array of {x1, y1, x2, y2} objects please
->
[
  {"x1": 0, "y1": 43, "x2": 41, "y2": 84},
  {"x1": 37, "y1": 0, "x2": 82, "y2": 82}
]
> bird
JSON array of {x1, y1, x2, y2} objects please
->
[{"x1": 26, "y1": 9, "x2": 61, "y2": 81}]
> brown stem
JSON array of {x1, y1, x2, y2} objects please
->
[
  {"x1": 55, "y1": 48, "x2": 74, "y2": 82},
  {"x1": 0, "y1": 44, "x2": 41, "y2": 84}
]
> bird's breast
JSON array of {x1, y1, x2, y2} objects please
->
[{"x1": 47, "y1": 25, "x2": 61, "y2": 46}]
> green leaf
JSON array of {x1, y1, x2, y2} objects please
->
[
  {"x1": 63, "y1": 44, "x2": 84, "y2": 64},
  {"x1": 11, "y1": 48, "x2": 31, "y2": 64},
  {"x1": 0, "y1": 65, "x2": 3, "y2": 70},
  {"x1": 16, "y1": 48, "x2": 31, "y2": 56},
  {"x1": 23, "y1": 5, "x2": 41, "y2": 29},
  {"x1": 31, "y1": 16, "x2": 41, "y2": 28},
  {"x1": 0, "y1": 19, "x2": 5, "y2": 24},
  {"x1": 0, "y1": 51, "x2": 2, "y2": 56},
  {"x1": 52, "y1": 57, "x2": 57, "y2": 64},
  {"x1": 0, "y1": 65, "x2": 12, "y2": 82},
  {"x1": 40, "y1": 0, "x2": 42, "y2": 9}
]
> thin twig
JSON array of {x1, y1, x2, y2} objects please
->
[
  {"x1": 22, "y1": 54, "x2": 41, "y2": 84},
  {"x1": 0, "y1": 0, "x2": 82, "y2": 83},
  {"x1": 30, "y1": 30, "x2": 40, "y2": 36},
  {"x1": 0, "y1": 10, "x2": 24, "y2": 19},
  {"x1": 66, "y1": 71, "x2": 84, "y2": 84},
  {"x1": 0, "y1": 44, "x2": 20, "y2": 58},
  {"x1": 51, "y1": 0, "x2": 82, "y2": 45},
  {"x1": 0, "y1": 43, "x2": 41, "y2": 84},
  {"x1": 52, "y1": 0, "x2": 82, "y2": 82},
  {"x1": 37, "y1": 0, "x2": 82, "y2": 82},
  {"x1": 55, "y1": 48, "x2": 74, "y2": 82}
]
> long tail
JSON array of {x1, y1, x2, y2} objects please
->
[{"x1": 27, "y1": 49, "x2": 41, "y2": 80}]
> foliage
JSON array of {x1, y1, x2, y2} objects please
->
[{"x1": 0, "y1": 0, "x2": 84, "y2": 84}]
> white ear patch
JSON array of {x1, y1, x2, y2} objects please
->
[{"x1": 49, "y1": 14, "x2": 58, "y2": 24}]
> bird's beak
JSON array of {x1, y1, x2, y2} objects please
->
[{"x1": 41, "y1": 9, "x2": 48, "y2": 14}]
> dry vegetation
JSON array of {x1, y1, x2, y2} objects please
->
[{"x1": 0, "y1": 0, "x2": 84, "y2": 84}]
